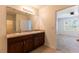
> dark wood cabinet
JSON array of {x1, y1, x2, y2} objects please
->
[
  {"x1": 34, "y1": 32, "x2": 45, "y2": 48},
  {"x1": 23, "y1": 35, "x2": 34, "y2": 52},
  {"x1": 8, "y1": 41, "x2": 24, "y2": 53},
  {"x1": 7, "y1": 32, "x2": 45, "y2": 53}
]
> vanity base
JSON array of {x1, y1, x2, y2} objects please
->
[{"x1": 7, "y1": 32, "x2": 45, "y2": 53}]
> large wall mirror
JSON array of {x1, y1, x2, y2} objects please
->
[{"x1": 6, "y1": 7, "x2": 33, "y2": 34}]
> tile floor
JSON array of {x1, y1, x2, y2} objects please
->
[{"x1": 31, "y1": 45, "x2": 56, "y2": 53}]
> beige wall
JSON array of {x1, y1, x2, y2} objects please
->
[
  {"x1": 38, "y1": 5, "x2": 72, "y2": 49},
  {"x1": 31, "y1": 13, "x2": 40, "y2": 30},
  {"x1": 0, "y1": 6, "x2": 7, "y2": 52},
  {"x1": 7, "y1": 14, "x2": 16, "y2": 34},
  {"x1": 38, "y1": 6, "x2": 56, "y2": 49}
]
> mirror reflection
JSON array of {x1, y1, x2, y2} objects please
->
[{"x1": 6, "y1": 7, "x2": 33, "y2": 34}]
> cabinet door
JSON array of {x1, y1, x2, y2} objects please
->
[
  {"x1": 24, "y1": 38, "x2": 34, "y2": 52},
  {"x1": 8, "y1": 41, "x2": 23, "y2": 53},
  {"x1": 34, "y1": 37, "x2": 44, "y2": 48},
  {"x1": 34, "y1": 33, "x2": 45, "y2": 48}
]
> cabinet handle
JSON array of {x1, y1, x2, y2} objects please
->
[{"x1": 24, "y1": 41, "x2": 25, "y2": 44}]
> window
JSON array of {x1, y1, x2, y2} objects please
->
[{"x1": 64, "y1": 17, "x2": 79, "y2": 32}]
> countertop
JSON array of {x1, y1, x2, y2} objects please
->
[{"x1": 7, "y1": 31, "x2": 44, "y2": 38}]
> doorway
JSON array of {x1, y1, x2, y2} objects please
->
[{"x1": 56, "y1": 6, "x2": 79, "y2": 53}]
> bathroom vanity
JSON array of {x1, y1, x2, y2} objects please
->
[
  {"x1": 6, "y1": 7, "x2": 45, "y2": 53},
  {"x1": 7, "y1": 31, "x2": 45, "y2": 53}
]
